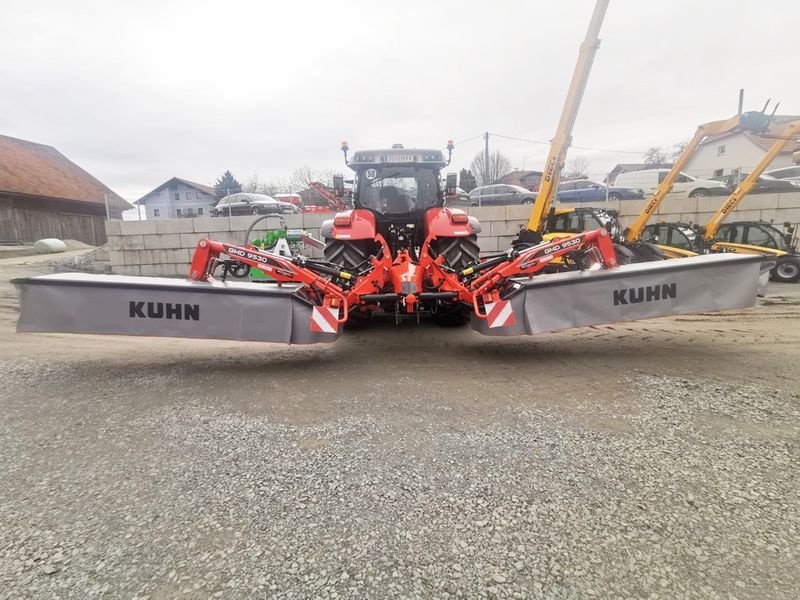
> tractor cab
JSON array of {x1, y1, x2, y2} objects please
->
[{"x1": 349, "y1": 145, "x2": 446, "y2": 217}]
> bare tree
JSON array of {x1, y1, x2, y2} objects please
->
[
  {"x1": 564, "y1": 156, "x2": 590, "y2": 179},
  {"x1": 671, "y1": 139, "x2": 689, "y2": 159},
  {"x1": 470, "y1": 150, "x2": 513, "y2": 186},
  {"x1": 261, "y1": 177, "x2": 291, "y2": 197},
  {"x1": 242, "y1": 174, "x2": 263, "y2": 194},
  {"x1": 643, "y1": 146, "x2": 669, "y2": 166},
  {"x1": 289, "y1": 166, "x2": 335, "y2": 191}
]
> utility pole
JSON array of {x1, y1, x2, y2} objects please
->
[{"x1": 484, "y1": 132, "x2": 490, "y2": 185}]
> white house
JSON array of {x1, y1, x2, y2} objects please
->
[
  {"x1": 685, "y1": 115, "x2": 800, "y2": 180},
  {"x1": 136, "y1": 177, "x2": 217, "y2": 219}
]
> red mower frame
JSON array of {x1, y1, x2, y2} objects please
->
[{"x1": 188, "y1": 228, "x2": 619, "y2": 330}]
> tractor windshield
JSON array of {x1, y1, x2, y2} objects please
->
[{"x1": 356, "y1": 166, "x2": 440, "y2": 215}]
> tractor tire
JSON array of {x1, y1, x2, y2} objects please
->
[
  {"x1": 429, "y1": 235, "x2": 480, "y2": 327},
  {"x1": 429, "y1": 235, "x2": 481, "y2": 272},
  {"x1": 630, "y1": 242, "x2": 665, "y2": 263},
  {"x1": 613, "y1": 243, "x2": 635, "y2": 265},
  {"x1": 772, "y1": 256, "x2": 800, "y2": 283},
  {"x1": 323, "y1": 239, "x2": 375, "y2": 271}
]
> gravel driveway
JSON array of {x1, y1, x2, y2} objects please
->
[{"x1": 1, "y1": 257, "x2": 798, "y2": 599}]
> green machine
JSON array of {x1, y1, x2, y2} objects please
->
[{"x1": 245, "y1": 215, "x2": 325, "y2": 281}]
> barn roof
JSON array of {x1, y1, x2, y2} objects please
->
[{"x1": 0, "y1": 134, "x2": 130, "y2": 209}]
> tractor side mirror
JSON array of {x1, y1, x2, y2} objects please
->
[
  {"x1": 333, "y1": 175, "x2": 344, "y2": 197},
  {"x1": 445, "y1": 173, "x2": 457, "y2": 196}
]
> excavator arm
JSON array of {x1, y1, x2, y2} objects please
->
[
  {"x1": 521, "y1": 0, "x2": 609, "y2": 239},
  {"x1": 703, "y1": 119, "x2": 800, "y2": 242},
  {"x1": 625, "y1": 109, "x2": 775, "y2": 244}
]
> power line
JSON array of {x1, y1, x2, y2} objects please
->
[
  {"x1": 458, "y1": 131, "x2": 647, "y2": 155},
  {"x1": 454, "y1": 133, "x2": 485, "y2": 146},
  {"x1": 490, "y1": 132, "x2": 645, "y2": 155}
]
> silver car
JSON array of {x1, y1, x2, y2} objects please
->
[
  {"x1": 467, "y1": 184, "x2": 537, "y2": 206},
  {"x1": 212, "y1": 193, "x2": 300, "y2": 217}
]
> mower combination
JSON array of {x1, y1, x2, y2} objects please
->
[{"x1": 12, "y1": 0, "x2": 767, "y2": 345}]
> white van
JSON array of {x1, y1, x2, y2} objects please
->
[{"x1": 615, "y1": 169, "x2": 728, "y2": 198}]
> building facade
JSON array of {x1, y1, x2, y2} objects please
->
[
  {"x1": 685, "y1": 115, "x2": 800, "y2": 180},
  {"x1": 137, "y1": 178, "x2": 217, "y2": 219}
]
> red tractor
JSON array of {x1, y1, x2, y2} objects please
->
[{"x1": 318, "y1": 142, "x2": 482, "y2": 324}]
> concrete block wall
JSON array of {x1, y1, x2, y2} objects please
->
[
  {"x1": 106, "y1": 214, "x2": 323, "y2": 277},
  {"x1": 466, "y1": 191, "x2": 800, "y2": 253},
  {"x1": 106, "y1": 192, "x2": 800, "y2": 275}
]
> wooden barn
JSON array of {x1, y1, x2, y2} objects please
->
[{"x1": 0, "y1": 134, "x2": 131, "y2": 245}]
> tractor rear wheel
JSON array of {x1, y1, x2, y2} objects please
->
[
  {"x1": 630, "y1": 242, "x2": 665, "y2": 263},
  {"x1": 428, "y1": 236, "x2": 480, "y2": 326},
  {"x1": 323, "y1": 239, "x2": 375, "y2": 271},
  {"x1": 429, "y1": 235, "x2": 481, "y2": 272},
  {"x1": 613, "y1": 244, "x2": 635, "y2": 265}
]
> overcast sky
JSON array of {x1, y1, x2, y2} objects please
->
[{"x1": 2, "y1": 0, "x2": 799, "y2": 199}]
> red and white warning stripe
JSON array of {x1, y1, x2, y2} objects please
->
[
  {"x1": 485, "y1": 299, "x2": 516, "y2": 329},
  {"x1": 310, "y1": 305, "x2": 340, "y2": 334}
]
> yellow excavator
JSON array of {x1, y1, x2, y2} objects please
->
[{"x1": 642, "y1": 118, "x2": 800, "y2": 282}]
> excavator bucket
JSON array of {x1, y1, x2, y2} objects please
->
[
  {"x1": 471, "y1": 253, "x2": 764, "y2": 336},
  {"x1": 13, "y1": 273, "x2": 339, "y2": 345}
]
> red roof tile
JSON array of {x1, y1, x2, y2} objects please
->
[{"x1": 0, "y1": 134, "x2": 129, "y2": 208}]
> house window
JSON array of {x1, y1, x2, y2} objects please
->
[
  {"x1": 153, "y1": 209, "x2": 160, "y2": 217},
  {"x1": 197, "y1": 207, "x2": 204, "y2": 216},
  {"x1": 186, "y1": 208, "x2": 194, "y2": 217},
  {"x1": 196, "y1": 192, "x2": 202, "y2": 199},
  {"x1": 174, "y1": 193, "x2": 180, "y2": 201},
  {"x1": 176, "y1": 209, "x2": 182, "y2": 217},
  {"x1": 713, "y1": 169, "x2": 723, "y2": 177},
  {"x1": 185, "y1": 192, "x2": 191, "y2": 200},
  {"x1": 717, "y1": 145, "x2": 726, "y2": 156}
]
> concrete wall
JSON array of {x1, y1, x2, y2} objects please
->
[
  {"x1": 106, "y1": 191, "x2": 800, "y2": 275},
  {"x1": 106, "y1": 213, "x2": 327, "y2": 276}
]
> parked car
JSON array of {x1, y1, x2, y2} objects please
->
[
  {"x1": 468, "y1": 184, "x2": 537, "y2": 206},
  {"x1": 211, "y1": 193, "x2": 300, "y2": 217},
  {"x1": 274, "y1": 193, "x2": 304, "y2": 208},
  {"x1": 711, "y1": 173, "x2": 800, "y2": 194},
  {"x1": 764, "y1": 166, "x2": 800, "y2": 183},
  {"x1": 556, "y1": 179, "x2": 643, "y2": 202},
  {"x1": 615, "y1": 169, "x2": 728, "y2": 198}
]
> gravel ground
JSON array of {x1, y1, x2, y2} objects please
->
[
  {"x1": 1, "y1": 367, "x2": 798, "y2": 599},
  {"x1": 1, "y1": 257, "x2": 799, "y2": 599}
]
